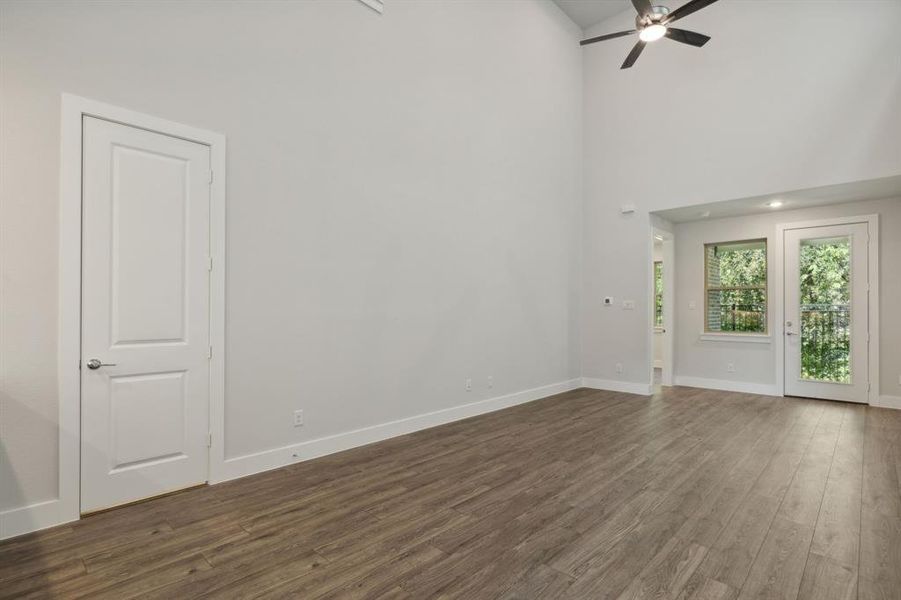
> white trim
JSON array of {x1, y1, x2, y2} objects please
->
[
  {"x1": 774, "y1": 214, "x2": 879, "y2": 404},
  {"x1": 51, "y1": 94, "x2": 227, "y2": 536},
  {"x1": 582, "y1": 377, "x2": 653, "y2": 396},
  {"x1": 674, "y1": 376, "x2": 781, "y2": 397},
  {"x1": 207, "y1": 119, "x2": 228, "y2": 484},
  {"x1": 0, "y1": 499, "x2": 68, "y2": 540},
  {"x1": 699, "y1": 333, "x2": 771, "y2": 344},
  {"x1": 357, "y1": 0, "x2": 384, "y2": 13},
  {"x1": 874, "y1": 395, "x2": 901, "y2": 410},
  {"x1": 214, "y1": 379, "x2": 582, "y2": 483}
]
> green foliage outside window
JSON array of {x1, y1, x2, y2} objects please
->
[
  {"x1": 654, "y1": 261, "x2": 663, "y2": 327},
  {"x1": 705, "y1": 240, "x2": 767, "y2": 333},
  {"x1": 799, "y1": 238, "x2": 851, "y2": 383}
]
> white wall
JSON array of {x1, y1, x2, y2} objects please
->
[
  {"x1": 672, "y1": 197, "x2": 901, "y2": 398},
  {"x1": 582, "y1": 0, "x2": 901, "y2": 386},
  {"x1": 0, "y1": 0, "x2": 583, "y2": 511}
]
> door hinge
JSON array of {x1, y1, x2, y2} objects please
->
[
  {"x1": 208, "y1": 345, "x2": 213, "y2": 359},
  {"x1": 208, "y1": 170, "x2": 214, "y2": 184},
  {"x1": 207, "y1": 256, "x2": 213, "y2": 271},
  {"x1": 207, "y1": 433, "x2": 213, "y2": 448}
]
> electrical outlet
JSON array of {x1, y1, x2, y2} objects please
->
[
  {"x1": 615, "y1": 363, "x2": 624, "y2": 374},
  {"x1": 622, "y1": 300, "x2": 635, "y2": 310},
  {"x1": 487, "y1": 376, "x2": 494, "y2": 389},
  {"x1": 727, "y1": 362, "x2": 736, "y2": 373},
  {"x1": 465, "y1": 378, "x2": 472, "y2": 391},
  {"x1": 293, "y1": 410, "x2": 304, "y2": 427},
  {"x1": 689, "y1": 301, "x2": 697, "y2": 310}
]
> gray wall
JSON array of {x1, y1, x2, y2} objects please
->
[
  {"x1": 0, "y1": 0, "x2": 583, "y2": 510},
  {"x1": 581, "y1": 0, "x2": 901, "y2": 387},
  {"x1": 672, "y1": 197, "x2": 901, "y2": 396}
]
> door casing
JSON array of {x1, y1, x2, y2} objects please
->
[
  {"x1": 774, "y1": 215, "x2": 879, "y2": 404},
  {"x1": 58, "y1": 94, "x2": 227, "y2": 527}
]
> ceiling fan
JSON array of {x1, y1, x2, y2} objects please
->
[{"x1": 581, "y1": 0, "x2": 719, "y2": 69}]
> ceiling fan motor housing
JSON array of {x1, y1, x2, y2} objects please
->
[{"x1": 636, "y1": 5, "x2": 670, "y2": 29}]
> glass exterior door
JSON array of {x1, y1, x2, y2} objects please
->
[{"x1": 784, "y1": 223, "x2": 869, "y2": 403}]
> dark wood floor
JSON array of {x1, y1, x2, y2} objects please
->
[{"x1": 2, "y1": 386, "x2": 901, "y2": 599}]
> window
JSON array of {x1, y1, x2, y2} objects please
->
[
  {"x1": 654, "y1": 261, "x2": 664, "y2": 328},
  {"x1": 704, "y1": 239, "x2": 767, "y2": 333}
]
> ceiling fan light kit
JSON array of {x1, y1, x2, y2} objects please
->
[
  {"x1": 639, "y1": 24, "x2": 667, "y2": 42},
  {"x1": 580, "y1": 0, "x2": 719, "y2": 69}
]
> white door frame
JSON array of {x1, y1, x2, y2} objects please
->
[
  {"x1": 58, "y1": 94, "x2": 227, "y2": 525},
  {"x1": 774, "y1": 214, "x2": 879, "y2": 404}
]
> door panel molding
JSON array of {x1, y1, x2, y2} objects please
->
[
  {"x1": 774, "y1": 215, "x2": 879, "y2": 404},
  {"x1": 52, "y1": 94, "x2": 226, "y2": 532}
]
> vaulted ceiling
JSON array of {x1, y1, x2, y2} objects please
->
[{"x1": 552, "y1": 0, "x2": 627, "y2": 29}]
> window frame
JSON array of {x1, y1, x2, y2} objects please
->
[{"x1": 703, "y1": 238, "x2": 768, "y2": 335}]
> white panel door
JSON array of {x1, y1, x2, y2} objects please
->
[
  {"x1": 784, "y1": 223, "x2": 869, "y2": 404},
  {"x1": 81, "y1": 116, "x2": 211, "y2": 513}
]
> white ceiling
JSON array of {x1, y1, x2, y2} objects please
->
[
  {"x1": 552, "y1": 0, "x2": 628, "y2": 29},
  {"x1": 652, "y1": 175, "x2": 901, "y2": 224}
]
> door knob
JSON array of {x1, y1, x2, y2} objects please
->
[
  {"x1": 785, "y1": 331, "x2": 796, "y2": 336},
  {"x1": 86, "y1": 358, "x2": 116, "y2": 370}
]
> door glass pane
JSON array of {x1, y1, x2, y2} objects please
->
[{"x1": 799, "y1": 236, "x2": 851, "y2": 383}]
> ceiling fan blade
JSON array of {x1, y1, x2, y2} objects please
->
[
  {"x1": 580, "y1": 30, "x2": 636, "y2": 46},
  {"x1": 665, "y1": 27, "x2": 711, "y2": 47},
  {"x1": 631, "y1": 0, "x2": 653, "y2": 16},
  {"x1": 621, "y1": 41, "x2": 646, "y2": 69},
  {"x1": 664, "y1": 0, "x2": 720, "y2": 23}
]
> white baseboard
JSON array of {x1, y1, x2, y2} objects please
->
[
  {"x1": 213, "y1": 378, "x2": 583, "y2": 484},
  {"x1": 581, "y1": 377, "x2": 653, "y2": 396},
  {"x1": 674, "y1": 375, "x2": 781, "y2": 397},
  {"x1": 0, "y1": 498, "x2": 72, "y2": 541},
  {"x1": 2, "y1": 379, "x2": 582, "y2": 539},
  {"x1": 873, "y1": 395, "x2": 901, "y2": 410}
]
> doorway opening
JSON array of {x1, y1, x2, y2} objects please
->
[{"x1": 650, "y1": 227, "x2": 674, "y2": 390}]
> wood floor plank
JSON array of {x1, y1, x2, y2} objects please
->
[
  {"x1": 735, "y1": 515, "x2": 814, "y2": 600},
  {"x1": 677, "y1": 574, "x2": 739, "y2": 600},
  {"x1": 808, "y1": 404, "x2": 864, "y2": 568},
  {"x1": 615, "y1": 536, "x2": 708, "y2": 600},
  {"x1": 796, "y1": 552, "x2": 857, "y2": 600},
  {"x1": 858, "y1": 507, "x2": 901, "y2": 600},
  {"x1": 697, "y1": 492, "x2": 784, "y2": 590},
  {"x1": 1, "y1": 387, "x2": 896, "y2": 599},
  {"x1": 861, "y1": 409, "x2": 901, "y2": 518}
]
